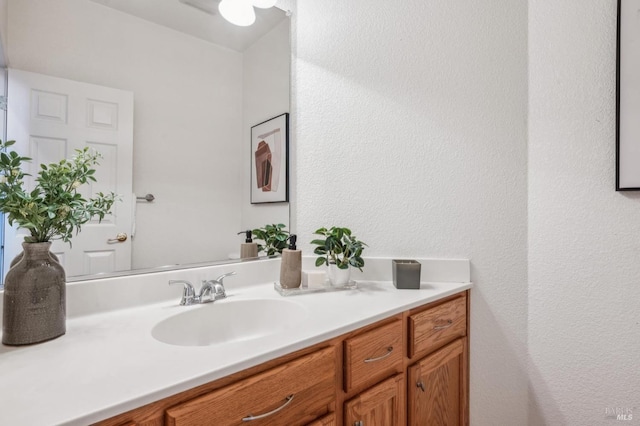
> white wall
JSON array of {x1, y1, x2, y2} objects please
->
[
  {"x1": 0, "y1": 0, "x2": 5, "y2": 136},
  {"x1": 0, "y1": 0, "x2": 6, "y2": 68},
  {"x1": 5, "y1": 0, "x2": 243, "y2": 269},
  {"x1": 528, "y1": 1, "x2": 640, "y2": 424},
  {"x1": 241, "y1": 19, "x2": 290, "y2": 232},
  {"x1": 293, "y1": 0, "x2": 529, "y2": 423}
]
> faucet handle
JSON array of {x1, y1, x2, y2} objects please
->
[
  {"x1": 169, "y1": 280, "x2": 197, "y2": 305},
  {"x1": 214, "y1": 271, "x2": 236, "y2": 285}
]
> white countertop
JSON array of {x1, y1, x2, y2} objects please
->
[{"x1": 0, "y1": 261, "x2": 471, "y2": 425}]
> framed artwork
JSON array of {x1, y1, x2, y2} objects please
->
[
  {"x1": 616, "y1": 0, "x2": 640, "y2": 190},
  {"x1": 250, "y1": 113, "x2": 289, "y2": 203}
]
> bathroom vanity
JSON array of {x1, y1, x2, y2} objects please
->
[
  {"x1": 0, "y1": 258, "x2": 471, "y2": 425},
  {"x1": 98, "y1": 291, "x2": 470, "y2": 426}
]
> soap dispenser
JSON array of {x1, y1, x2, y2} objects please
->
[
  {"x1": 280, "y1": 234, "x2": 302, "y2": 289},
  {"x1": 237, "y1": 230, "x2": 258, "y2": 259}
]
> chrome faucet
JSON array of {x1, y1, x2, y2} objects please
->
[
  {"x1": 168, "y1": 280, "x2": 197, "y2": 305},
  {"x1": 169, "y1": 271, "x2": 236, "y2": 305},
  {"x1": 199, "y1": 271, "x2": 236, "y2": 303}
]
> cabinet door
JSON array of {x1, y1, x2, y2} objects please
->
[
  {"x1": 408, "y1": 338, "x2": 467, "y2": 426},
  {"x1": 344, "y1": 374, "x2": 404, "y2": 426}
]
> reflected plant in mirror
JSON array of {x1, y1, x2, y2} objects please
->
[{"x1": 252, "y1": 223, "x2": 289, "y2": 256}]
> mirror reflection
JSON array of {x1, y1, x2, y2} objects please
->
[{"x1": 0, "y1": 0, "x2": 291, "y2": 282}]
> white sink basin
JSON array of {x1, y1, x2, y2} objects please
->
[{"x1": 151, "y1": 299, "x2": 308, "y2": 347}]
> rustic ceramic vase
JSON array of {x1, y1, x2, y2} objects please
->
[
  {"x1": 327, "y1": 263, "x2": 351, "y2": 286},
  {"x1": 2, "y1": 242, "x2": 66, "y2": 345},
  {"x1": 10, "y1": 250, "x2": 60, "y2": 268}
]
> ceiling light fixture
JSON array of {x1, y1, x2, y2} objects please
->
[
  {"x1": 251, "y1": 0, "x2": 277, "y2": 8},
  {"x1": 218, "y1": 0, "x2": 256, "y2": 27},
  {"x1": 218, "y1": 0, "x2": 281, "y2": 26}
]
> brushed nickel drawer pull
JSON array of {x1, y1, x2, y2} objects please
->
[
  {"x1": 242, "y1": 394, "x2": 294, "y2": 422},
  {"x1": 433, "y1": 319, "x2": 453, "y2": 330},
  {"x1": 364, "y1": 346, "x2": 394, "y2": 363},
  {"x1": 355, "y1": 421, "x2": 364, "y2": 426},
  {"x1": 417, "y1": 380, "x2": 426, "y2": 392}
]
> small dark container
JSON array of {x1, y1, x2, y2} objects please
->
[{"x1": 392, "y1": 259, "x2": 421, "y2": 289}]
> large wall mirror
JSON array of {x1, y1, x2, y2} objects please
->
[{"x1": 0, "y1": 0, "x2": 291, "y2": 283}]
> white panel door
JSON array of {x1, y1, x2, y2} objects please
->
[{"x1": 4, "y1": 69, "x2": 134, "y2": 278}]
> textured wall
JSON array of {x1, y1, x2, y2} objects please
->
[
  {"x1": 292, "y1": 0, "x2": 529, "y2": 423},
  {"x1": 528, "y1": 1, "x2": 640, "y2": 424}
]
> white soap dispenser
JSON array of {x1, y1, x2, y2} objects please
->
[
  {"x1": 237, "y1": 230, "x2": 258, "y2": 259},
  {"x1": 280, "y1": 234, "x2": 301, "y2": 288}
]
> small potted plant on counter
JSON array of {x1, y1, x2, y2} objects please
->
[
  {"x1": 252, "y1": 223, "x2": 289, "y2": 256},
  {"x1": 0, "y1": 139, "x2": 117, "y2": 345},
  {"x1": 311, "y1": 226, "x2": 367, "y2": 285}
]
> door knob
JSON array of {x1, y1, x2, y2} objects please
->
[{"x1": 107, "y1": 233, "x2": 128, "y2": 243}]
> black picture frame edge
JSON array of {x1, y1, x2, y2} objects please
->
[
  {"x1": 615, "y1": 0, "x2": 640, "y2": 191},
  {"x1": 250, "y1": 112, "x2": 290, "y2": 204}
]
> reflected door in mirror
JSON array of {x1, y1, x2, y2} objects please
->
[{"x1": 4, "y1": 69, "x2": 134, "y2": 278}]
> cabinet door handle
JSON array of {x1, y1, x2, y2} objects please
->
[
  {"x1": 242, "y1": 395, "x2": 294, "y2": 422},
  {"x1": 355, "y1": 421, "x2": 364, "y2": 426},
  {"x1": 433, "y1": 319, "x2": 453, "y2": 330},
  {"x1": 364, "y1": 346, "x2": 394, "y2": 363},
  {"x1": 417, "y1": 380, "x2": 426, "y2": 392}
]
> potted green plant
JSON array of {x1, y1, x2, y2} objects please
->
[
  {"x1": 310, "y1": 226, "x2": 367, "y2": 285},
  {"x1": 252, "y1": 223, "x2": 289, "y2": 256},
  {"x1": 0, "y1": 139, "x2": 117, "y2": 345}
]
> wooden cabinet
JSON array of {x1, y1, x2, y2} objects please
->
[
  {"x1": 341, "y1": 293, "x2": 468, "y2": 426},
  {"x1": 165, "y1": 347, "x2": 335, "y2": 426},
  {"x1": 408, "y1": 338, "x2": 467, "y2": 426},
  {"x1": 406, "y1": 293, "x2": 468, "y2": 426},
  {"x1": 344, "y1": 374, "x2": 404, "y2": 426},
  {"x1": 96, "y1": 290, "x2": 469, "y2": 426}
]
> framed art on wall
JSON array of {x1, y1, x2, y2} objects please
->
[
  {"x1": 616, "y1": 0, "x2": 640, "y2": 190},
  {"x1": 251, "y1": 113, "x2": 289, "y2": 203}
]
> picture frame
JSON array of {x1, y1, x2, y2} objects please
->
[
  {"x1": 250, "y1": 113, "x2": 289, "y2": 203},
  {"x1": 616, "y1": 0, "x2": 640, "y2": 190}
]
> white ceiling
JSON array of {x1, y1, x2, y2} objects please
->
[{"x1": 89, "y1": 0, "x2": 288, "y2": 52}]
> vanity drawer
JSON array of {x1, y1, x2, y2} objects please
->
[
  {"x1": 408, "y1": 294, "x2": 466, "y2": 358},
  {"x1": 344, "y1": 319, "x2": 403, "y2": 392},
  {"x1": 307, "y1": 412, "x2": 336, "y2": 426},
  {"x1": 165, "y1": 346, "x2": 336, "y2": 426}
]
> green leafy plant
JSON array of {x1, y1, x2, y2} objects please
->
[
  {"x1": 252, "y1": 223, "x2": 290, "y2": 255},
  {"x1": 0, "y1": 139, "x2": 118, "y2": 244},
  {"x1": 310, "y1": 226, "x2": 367, "y2": 271}
]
